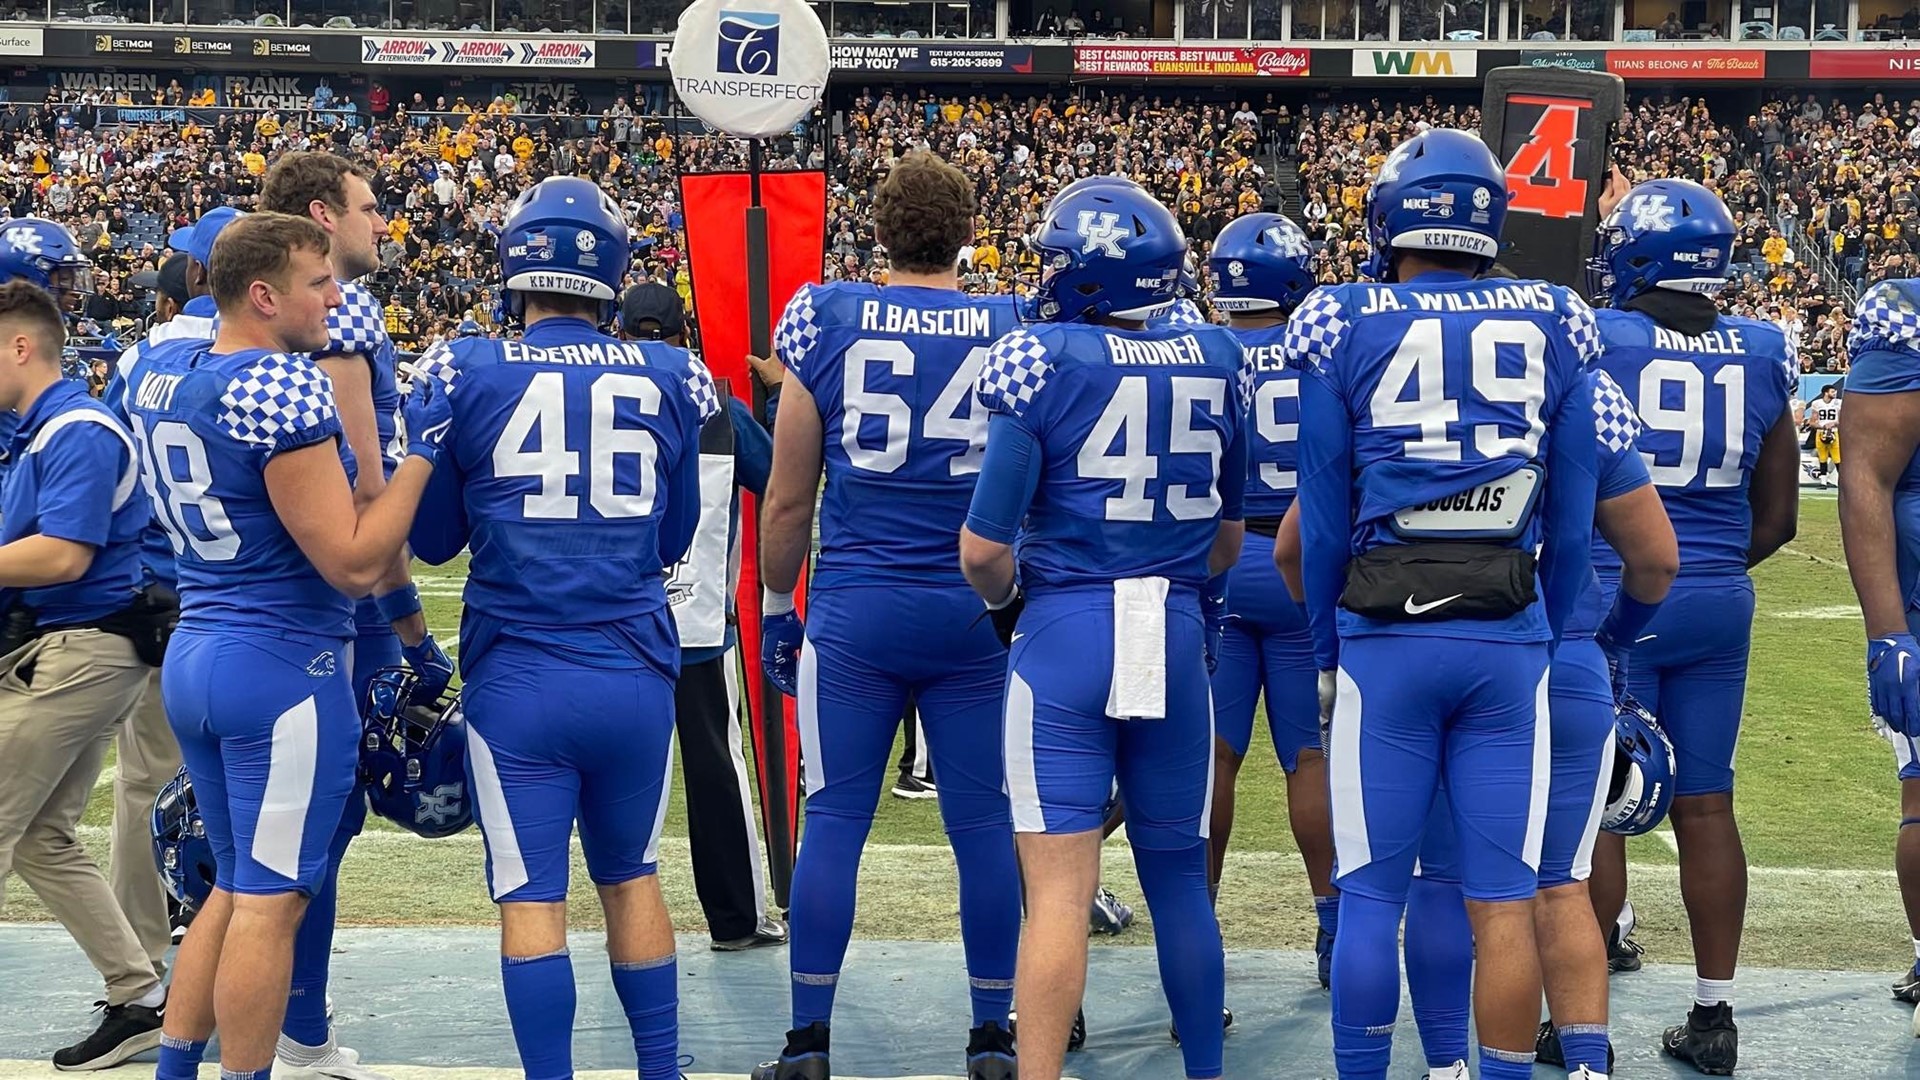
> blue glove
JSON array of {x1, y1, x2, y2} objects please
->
[
  {"x1": 403, "y1": 632, "x2": 454, "y2": 706},
  {"x1": 762, "y1": 611, "x2": 803, "y2": 697},
  {"x1": 1202, "y1": 574, "x2": 1229, "y2": 675},
  {"x1": 402, "y1": 366, "x2": 455, "y2": 466},
  {"x1": 1598, "y1": 637, "x2": 1631, "y2": 704},
  {"x1": 1869, "y1": 633, "x2": 1920, "y2": 736}
]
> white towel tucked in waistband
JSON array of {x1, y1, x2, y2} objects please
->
[{"x1": 1106, "y1": 575, "x2": 1171, "y2": 720}]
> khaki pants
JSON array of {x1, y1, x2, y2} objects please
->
[
  {"x1": 111, "y1": 666, "x2": 181, "y2": 977},
  {"x1": 0, "y1": 629, "x2": 162, "y2": 1005}
]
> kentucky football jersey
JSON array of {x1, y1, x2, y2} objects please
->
[
  {"x1": 122, "y1": 339, "x2": 354, "y2": 640},
  {"x1": 1235, "y1": 322, "x2": 1301, "y2": 522},
  {"x1": 1589, "y1": 308, "x2": 1795, "y2": 579},
  {"x1": 1284, "y1": 273, "x2": 1601, "y2": 663},
  {"x1": 975, "y1": 319, "x2": 1252, "y2": 589},
  {"x1": 773, "y1": 282, "x2": 1019, "y2": 588},
  {"x1": 105, "y1": 296, "x2": 220, "y2": 587},
  {"x1": 1849, "y1": 281, "x2": 1920, "y2": 496},
  {"x1": 323, "y1": 281, "x2": 403, "y2": 475},
  {"x1": 1564, "y1": 369, "x2": 1654, "y2": 638},
  {"x1": 408, "y1": 317, "x2": 719, "y2": 671}
]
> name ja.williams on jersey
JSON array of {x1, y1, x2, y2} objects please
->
[{"x1": 1355, "y1": 280, "x2": 1558, "y2": 315}]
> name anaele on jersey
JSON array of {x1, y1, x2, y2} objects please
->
[
  {"x1": 1356, "y1": 280, "x2": 1557, "y2": 315},
  {"x1": 1648, "y1": 326, "x2": 1748, "y2": 355}
]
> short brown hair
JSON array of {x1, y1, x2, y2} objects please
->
[
  {"x1": 259, "y1": 151, "x2": 369, "y2": 218},
  {"x1": 0, "y1": 280, "x2": 66, "y2": 355},
  {"x1": 208, "y1": 213, "x2": 330, "y2": 310},
  {"x1": 871, "y1": 151, "x2": 977, "y2": 275}
]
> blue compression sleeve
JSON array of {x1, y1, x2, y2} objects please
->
[
  {"x1": 610, "y1": 955, "x2": 680, "y2": 1080},
  {"x1": 1541, "y1": 375, "x2": 1598, "y2": 645},
  {"x1": 502, "y1": 950, "x2": 577, "y2": 1080},
  {"x1": 408, "y1": 453, "x2": 470, "y2": 564},
  {"x1": 964, "y1": 413, "x2": 1043, "y2": 544},
  {"x1": 657, "y1": 437, "x2": 702, "y2": 568},
  {"x1": 1404, "y1": 877, "x2": 1472, "y2": 1069},
  {"x1": 1218, "y1": 421, "x2": 1249, "y2": 523},
  {"x1": 1598, "y1": 591, "x2": 1662, "y2": 646},
  {"x1": 1297, "y1": 372, "x2": 1353, "y2": 671},
  {"x1": 731, "y1": 396, "x2": 773, "y2": 498}
]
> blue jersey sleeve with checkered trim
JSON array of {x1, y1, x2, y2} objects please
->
[
  {"x1": 976, "y1": 326, "x2": 1054, "y2": 424},
  {"x1": 217, "y1": 352, "x2": 342, "y2": 457},
  {"x1": 1848, "y1": 279, "x2": 1920, "y2": 395},
  {"x1": 773, "y1": 284, "x2": 821, "y2": 378},
  {"x1": 1556, "y1": 285, "x2": 1602, "y2": 367},
  {"x1": 1591, "y1": 369, "x2": 1650, "y2": 501},
  {"x1": 683, "y1": 352, "x2": 721, "y2": 424},
  {"x1": 1279, "y1": 286, "x2": 1349, "y2": 383},
  {"x1": 1151, "y1": 298, "x2": 1207, "y2": 328},
  {"x1": 321, "y1": 282, "x2": 391, "y2": 362}
]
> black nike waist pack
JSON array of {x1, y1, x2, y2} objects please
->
[{"x1": 1339, "y1": 542, "x2": 1537, "y2": 623}]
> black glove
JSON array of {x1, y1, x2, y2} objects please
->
[{"x1": 987, "y1": 587, "x2": 1026, "y2": 649}]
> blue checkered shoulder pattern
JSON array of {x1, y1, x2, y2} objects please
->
[
  {"x1": 218, "y1": 352, "x2": 340, "y2": 453},
  {"x1": 1159, "y1": 298, "x2": 1205, "y2": 327},
  {"x1": 976, "y1": 327, "x2": 1053, "y2": 421},
  {"x1": 408, "y1": 340, "x2": 463, "y2": 392},
  {"x1": 773, "y1": 284, "x2": 821, "y2": 378},
  {"x1": 1775, "y1": 329, "x2": 1800, "y2": 397},
  {"x1": 322, "y1": 282, "x2": 390, "y2": 361},
  {"x1": 1279, "y1": 287, "x2": 1348, "y2": 378},
  {"x1": 684, "y1": 352, "x2": 721, "y2": 424},
  {"x1": 1852, "y1": 278, "x2": 1920, "y2": 360},
  {"x1": 1590, "y1": 369, "x2": 1641, "y2": 454},
  {"x1": 1557, "y1": 286, "x2": 1602, "y2": 366}
]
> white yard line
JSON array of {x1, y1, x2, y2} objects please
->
[{"x1": 1781, "y1": 544, "x2": 1848, "y2": 571}]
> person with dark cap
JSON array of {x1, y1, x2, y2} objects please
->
[{"x1": 620, "y1": 281, "x2": 787, "y2": 950}]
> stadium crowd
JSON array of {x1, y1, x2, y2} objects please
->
[{"x1": 0, "y1": 81, "x2": 1906, "y2": 371}]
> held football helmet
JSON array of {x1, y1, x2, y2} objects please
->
[
  {"x1": 1362, "y1": 128, "x2": 1508, "y2": 283},
  {"x1": 1025, "y1": 182, "x2": 1188, "y2": 323},
  {"x1": 151, "y1": 766, "x2": 218, "y2": 912},
  {"x1": 1587, "y1": 178, "x2": 1736, "y2": 306},
  {"x1": 455, "y1": 318, "x2": 484, "y2": 337},
  {"x1": 0, "y1": 217, "x2": 94, "y2": 311},
  {"x1": 1209, "y1": 212, "x2": 1317, "y2": 317},
  {"x1": 1601, "y1": 697, "x2": 1678, "y2": 836},
  {"x1": 360, "y1": 666, "x2": 474, "y2": 839},
  {"x1": 497, "y1": 176, "x2": 631, "y2": 329}
]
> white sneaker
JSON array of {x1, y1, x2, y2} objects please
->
[
  {"x1": 1425, "y1": 1062, "x2": 1470, "y2": 1080},
  {"x1": 275, "y1": 1034, "x2": 389, "y2": 1080},
  {"x1": 1911, "y1": 1000, "x2": 1920, "y2": 1039},
  {"x1": 1570, "y1": 1067, "x2": 1610, "y2": 1080}
]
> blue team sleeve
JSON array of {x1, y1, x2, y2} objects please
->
[
  {"x1": 1847, "y1": 350, "x2": 1920, "y2": 396},
  {"x1": 729, "y1": 395, "x2": 772, "y2": 498},
  {"x1": 1218, "y1": 421, "x2": 1249, "y2": 523},
  {"x1": 408, "y1": 453, "x2": 469, "y2": 564},
  {"x1": 1541, "y1": 370, "x2": 1599, "y2": 644},
  {"x1": 772, "y1": 284, "x2": 821, "y2": 384},
  {"x1": 30, "y1": 419, "x2": 132, "y2": 549},
  {"x1": 657, "y1": 437, "x2": 702, "y2": 568},
  {"x1": 216, "y1": 353, "x2": 342, "y2": 457},
  {"x1": 1296, "y1": 372, "x2": 1351, "y2": 671},
  {"x1": 683, "y1": 353, "x2": 722, "y2": 426},
  {"x1": 965, "y1": 412, "x2": 1043, "y2": 544},
  {"x1": 1848, "y1": 279, "x2": 1920, "y2": 389},
  {"x1": 316, "y1": 283, "x2": 389, "y2": 363},
  {"x1": 975, "y1": 327, "x2": 1056, "y2": 432},
  {"x1": 1591, "y1": 370, "x2": 1651, "y2": 501}
]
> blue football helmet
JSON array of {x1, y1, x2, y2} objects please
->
[
  {"x1": 1851, "y1": 278, "x2": 1920, "y2": 360},
  {"x1": 1601, "y1": 697, "x2": 1678, "y2": 836},
  {"x1": 1027, "y1": 182, "x2": 1188, "y2": 323},
  {"x1": 497, "y1": 177, "x2": 631, "y2": 328},
  {"x1": 455, "y1": 318, "x2": 484, "y2": 337},
  {"x1": 1209, "y1": 212, "x2": 1317, "y2": 316},
  {"x1": 1362, "y1": 128, "x2": 1509, "y2": 283},
  {"x1": 0, "y1": 217, "x2": 94, "y2": 310},
  {"x1": 360, "y1": 666, "x2": 473, "y2": 839},
  {"x1": 1587, "y1": 178, "x2": 1735, "y2": 306},
  {"x1": 151, "y1": 766, "x2": 218, "y2": 912}
]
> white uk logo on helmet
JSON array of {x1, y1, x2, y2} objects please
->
[
  {"x1": 1077, "y1": 210, "x2": 1127, "y2": 259},
  {"x1": 5, "y1": 227, "x2": 41, "y2": 254},
  {"x1": 1628, "y1": 193, "x2": 1677, "y2": 233}
]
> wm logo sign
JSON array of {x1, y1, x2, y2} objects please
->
[{"x1": 1364, "y1": 49, "x2": 1475, "y2": 77}]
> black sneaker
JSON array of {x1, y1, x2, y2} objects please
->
[
  {"x1": 1168, "y1": 1007, "x2": 1233, "y2": 1046},
  {"x1": 1007, "y1": 1006, "x2": 1085, "y2": 1052},
  {"x1": 965, "y1": 1021, "x2": 1015, "y2": 1080},
  {"x1": 53, "y1": 1000, "x2": 165, "y2": 1071},
  {"x1": 1607, "y1": 924, "x2": 1645, "y2": 974},
  {"x1": 1536, "y1": 1022, "x2": 1615, "y2": 1071},
  {"x1": 1662, "y1": 1002, "x2": 1738, "y2": 1076},
  {"x1": 891, "y1": 773, "x2": 937, "y2": 800},
  {"x1": 749, "y1": 1022, "x2": 830, "y2": 1080},
  {"x1": 1895, "y1": 962, "x2": 1920, "y2": 1004},
  {"x1": 712, "y1": 916, "x2": 789, "y2": 952}
]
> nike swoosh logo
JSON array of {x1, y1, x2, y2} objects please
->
[
  {"x1": 1011, "y1": 632, "x2": 1025, "y2": 642},
  {"x1": 1635, "y1": 634, "x2": 1658, "y2": 644},
  {"x1": 1403, "y1": 593, "x2": 1464, "y2": 616}
]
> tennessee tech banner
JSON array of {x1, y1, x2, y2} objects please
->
[{"x1": 679, "y1": 169, "x2": 826, "y2": 908}]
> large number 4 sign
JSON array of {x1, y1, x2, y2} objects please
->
[{"x1": 1505, "y1": 96, "x2": 1589, "y2": 220}]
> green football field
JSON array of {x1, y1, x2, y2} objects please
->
[{"x1": 5, "y1": 493, "x2": 1908, "y2": 972}]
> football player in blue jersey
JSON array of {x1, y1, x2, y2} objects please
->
[
  {"x1": 1398, "y1": 364, "x2": 1680, "y2": 1080},
  {"x1": 1203, "y1": 211, "x2": 1339, "y2": 987},
  {"x1": 125, "y1": 212, "x2": 443, "y2": 1080},
  {"x1": 1584, "y1": 177, "x2": 1800, "y2": 1074},
  {"x1": 260, "y1": 152, "x2": 450, "y2": 1080},
  {"x1": 754, "y1": 151, "x2": 1021, "y2": 1080},
  {"x1": 1284, "y1": 128, "x2": 1600, "y2": 1080},
  {"x1": 1836, "y1": 279, "x2": 1920, "y2": 1015},
  {"x1": 961, "y1": 180, "x2": 1247, "y2": 1080},
  {"x1": 405, "y1": 176, "x2": 717, "y2": 1080}
]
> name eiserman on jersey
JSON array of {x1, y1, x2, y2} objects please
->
[
  {"x1": 499, "y1": 341, "x2": 664, "y2": 366},
  {"x1": 1105, "y1": 334, "x2": 1208, "y2": 367},
  {"x1": 857, "y1": 301, "x2": 995, "y2": 338},
  {"x1": 1650, "y1": 326, "x2": 1746, "y2": 355},
  {"x1": 1356, "y1": 281, "x2": 1557, "y2": 315}
]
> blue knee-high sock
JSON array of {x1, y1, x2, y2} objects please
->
[
  {"x1": 947, "y1": 822, "x2": 1019, "y2": 1027},
  {"x1": 1315, "y1": 893, "x2": 1340, "y2": 937},
  {"x1": 1133, "y1": 842, "x2": 1224, "y2": 1080},
  {"x1": 157, "y1": 1036, "x2": 208, "y2": 1080},
  {"x1": 1478, "y1": 1043, "x2": 1535, "y2": 1080},
  {"x1": 1404, "y1": 877, "x2": 1473, "y2": 1069},
  {"x1": 785, "y1": 811, "x2": 874, "y2": 1027},
  {"x1": 502, "y1": 950, "x2": 577, "y2": 1080},
  {"x1": 283, "y1": 857, "x2": 341, "y2": 1045},
  {"x1": 1557, "y1": 1025, "x2": 1611, "y2": 1075},
  {"x1": 611, "y1": 955, "x2": 679, "y2": 1080},
  {"x1": 1331, "y1": 892, "x2": 1406, "y2": 1080}
]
